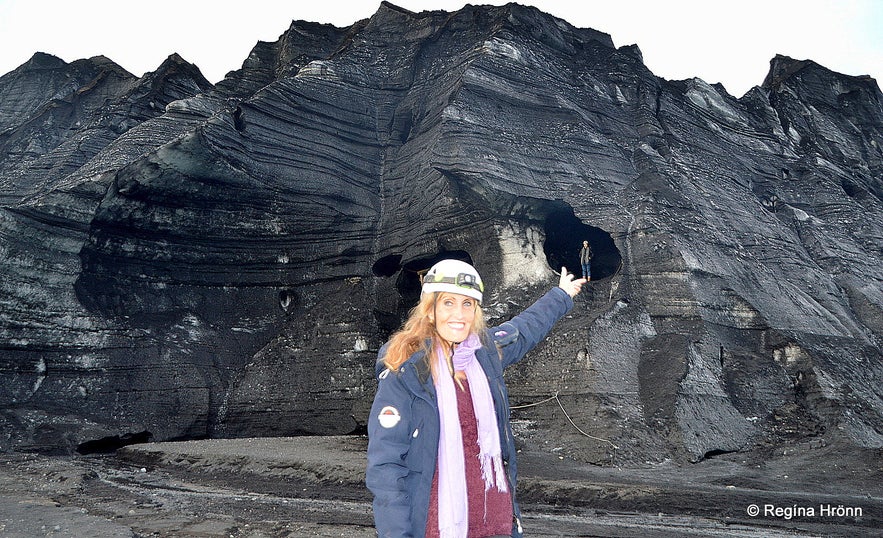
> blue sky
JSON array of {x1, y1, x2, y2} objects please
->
[{"x1": 1, "y1": 0, "x2": 881, "y2": 98}]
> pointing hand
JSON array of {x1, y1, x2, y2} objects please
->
[{"x1": 558, "y1": 266, "x2": 586, "y2": 297}]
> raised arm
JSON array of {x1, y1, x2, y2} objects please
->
[{"x1": 491, "y1": 267, "x2": 584, "y2": 368}]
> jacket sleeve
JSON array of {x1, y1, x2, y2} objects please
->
[
  {"x1": 492, "y1": 286, "x2": 574, "y2": 368},
  {"x1": 366, "y1": 365, "x2": 415, "y2": 537}
]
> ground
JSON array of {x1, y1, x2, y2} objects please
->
[{"x1": 0, "y1": 436, "x2": 880, "y2": 537}]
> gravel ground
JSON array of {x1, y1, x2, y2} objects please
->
[{"x1": 0, "y1": 436, "x2": 880, "y2": 537}]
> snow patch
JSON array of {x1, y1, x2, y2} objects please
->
[
  {"x1": 773, "y1": 344, "x2": 805, "y2": 367},
  {"x1": 298, "y1": 60, "x2": 337, "y2": 78},
  {"x1": 442, "y1": 104, "x2": 478, "y2": 124},
  {"x1": 481, "y1": 38, "x2": 523, "y2": 62},
  {"x1": 496, "y1": 222, "x2": 552, "y2": 287},
  {"x1": 685, "y1": 80, "x2": 742, "y2": 123}
]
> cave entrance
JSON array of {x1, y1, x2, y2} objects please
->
[
  {"x1": 370, "y1": 203, "x2": 620, "y2": 336},
  {"x1": 543, "y1": 204, "x2": 621, "y2": 281}
]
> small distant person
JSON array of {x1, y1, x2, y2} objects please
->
[
  {"x1": 580, "y1": 240, "x2": 592, "y2": 281},
  {"x1": 366, "y1": 259, "x2": 585, "y2": 537}
]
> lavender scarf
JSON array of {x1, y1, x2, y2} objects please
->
[{"x1": 434, "y1": 333, "x2": 508, "y2": 537}]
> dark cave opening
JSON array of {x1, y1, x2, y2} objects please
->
[
  {"x1": 76, "y1": 431, "x2": 153, "y2": 454},
  {"x1": 543, "y1": 204, "x2": 621, "y2": 281},
  {"x1": 371, "y1": 254, "x2": 403, "y2": 277},
  {"x1": 702, "y1": 448, "x2": 736, "y2": 461},
  {"x1": 278, "y1": 289, "x2": 298, "y2": 312}
]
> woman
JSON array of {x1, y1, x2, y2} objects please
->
[
  {"x1": 366, "y1": 259, "x2": 585, "y2": 537},
  {"x1": 579, "y1": 240, "x2": 592, "y2": 281}
]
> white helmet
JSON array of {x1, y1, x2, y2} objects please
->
[{"x1": 421, "y1": 259, "x2": 484, "y2": 303}]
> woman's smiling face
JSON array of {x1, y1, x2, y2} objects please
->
[{"x1": 433, "y1": 292, "x2": 476, "y2": 344}]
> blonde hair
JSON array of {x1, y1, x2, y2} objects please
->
[{"x1": 383, "y1": 292, "x2": 487, "y2": 376}]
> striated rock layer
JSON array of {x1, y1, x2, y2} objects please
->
[{"x1": 0, "y1": 2, "x2": 881, "y2": 465}]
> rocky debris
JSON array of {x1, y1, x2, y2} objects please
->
[
  {"x1": 0, "y1": 1, "x2": 881, "y2": 478},
  {"x1": 0, "y1": 436, "x2": 880, "y2": 537}
]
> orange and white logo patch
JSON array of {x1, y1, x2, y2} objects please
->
[{"x1": 378, "y1": 406, "x2": 401, "y2": 428}]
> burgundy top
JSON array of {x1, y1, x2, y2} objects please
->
[{"x1": 425, "y1": 377, "x2": 513, "y2": 537}]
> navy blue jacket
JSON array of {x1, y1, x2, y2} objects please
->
[{"x1": 366, "y1": 287, "x2": 574, "y2": 537}]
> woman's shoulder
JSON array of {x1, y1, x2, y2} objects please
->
[{"x1": 376, "y1": 344, "x2": 430, "y2": 383}]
